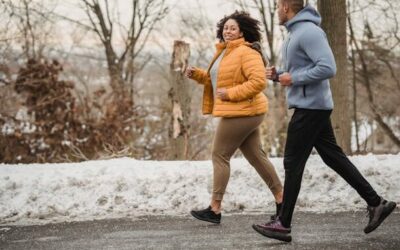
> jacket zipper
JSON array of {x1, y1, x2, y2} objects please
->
[{"x1": 303, "y1": 85, "x2": 306, "y2": 97}]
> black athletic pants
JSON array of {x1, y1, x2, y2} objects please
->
[{"x1": 280, "y1": 108, "x2": 381, "y2": 228}]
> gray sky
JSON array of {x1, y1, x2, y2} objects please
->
[
  {"x1": 4, "y1": 0, "x2": 397, "y2": 62},
  {"x1": 47, "y1": 0, "x2": 239, "y2": 49},
  {"x1": 169, "y1": 0, "x2": 237, "y2": 23}
]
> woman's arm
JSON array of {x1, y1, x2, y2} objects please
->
[
  {"x1": 226, "y1": 48, "x2": 266, "y2": 101},
  {"x1": 188, "y1": 67, "x2": 210, "y2": 85}
]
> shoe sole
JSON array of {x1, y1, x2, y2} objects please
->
[
  {"x1": 252, "y1": 224, "x2": 292, "y2": 242},
  {"x1": 364, "y1": 202, "x2": 397, "y2": 234},
  {"x1": 190, "y1": 211, "x2": 220, "y2": 224}
]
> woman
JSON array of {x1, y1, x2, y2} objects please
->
[{"x1": 186, "y1": 11, "x2": 283, "y2": 224}]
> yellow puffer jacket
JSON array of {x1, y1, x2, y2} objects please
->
[{"x1": 190, "y1": 38, "x2": 268, "y2": 117}]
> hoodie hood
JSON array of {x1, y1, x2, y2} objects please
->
[{"x1": 284, "y1": 5, "x2": 321, "y2": 31}]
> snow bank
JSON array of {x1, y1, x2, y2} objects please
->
[{"x1": 0, "y1": 154, "x2": 399, "y2": 225}]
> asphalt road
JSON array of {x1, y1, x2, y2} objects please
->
[{"x1": 1, "y1": 212, "x2": 399, "y2": 250}]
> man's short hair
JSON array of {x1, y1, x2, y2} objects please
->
[{"x1": 282, "y1": 0, "x2": 304, "y2": 14}]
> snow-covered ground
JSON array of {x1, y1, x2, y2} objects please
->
[{"x1": 1, "y1": 154, "x2": 399, "y2": 225}]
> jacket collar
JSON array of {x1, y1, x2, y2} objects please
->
[
  {"x1": 215, "y1": 37, "x2": 249, "y2": 52},
  {"x1": 207, "y1": 38, "x2": 249, "y2": 74}
]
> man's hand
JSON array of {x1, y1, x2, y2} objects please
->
[
  {"x1": 216, "y1": 88, "x2": 229, "y2": 101},
  {"x1": 279, "y1": 72, "x2": 292, "y2": 86},
  {"x1": 266, "y1": 66, "x2": 277, "y2": 80}
]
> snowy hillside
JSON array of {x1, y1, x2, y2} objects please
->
[{"x1": 0, "y1": 154, "x2": 399, "y2": 225}]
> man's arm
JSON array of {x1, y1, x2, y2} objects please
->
[{"x1": 290, "y1": 29, "x2": 337, "y2": 86}]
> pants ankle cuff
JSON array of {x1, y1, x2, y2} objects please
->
[
  {"x1": 279, "y1": 218, "x2": 290, "y2": 228},
  {"x1": 270, "y1": 184, "x2": 283, "y2": 196},
  {"x1": 368, "y1": 196, "x2": 382, "y2": 207},
  {"x1": 212, "y1": 193, "x2": 224, "y2": 201}
]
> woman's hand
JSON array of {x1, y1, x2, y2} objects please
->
[
  {"x1": 216, "y1": 88, "x2": 230, "y2": 101},
  {"x1": 185, "y1": 66, "x2": 195, "y2": 78},
  {"x1": 266, "y1": 66, "x2": 277, "y2": 80}
]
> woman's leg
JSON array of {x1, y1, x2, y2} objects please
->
[
  {"x1": 239, "y1": 122, "x2": 283, "y2": 203},
  {"x1": 211, "y1": 115, "x2": 265, "y2": 213}
]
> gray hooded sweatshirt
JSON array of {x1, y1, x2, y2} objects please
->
[{"x1": 279, "y1": 5, "x2": 336, "y2": 110}]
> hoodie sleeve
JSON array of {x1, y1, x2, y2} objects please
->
[{"x1": 291, "y1": 28, "x2": 337, "y2": 86}]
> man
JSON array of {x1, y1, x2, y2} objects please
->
[{"x1": 252, "y1": 0, "x2": 397, "y2": 243}]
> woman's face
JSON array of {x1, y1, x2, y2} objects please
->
[{"x1": 222, "y1": 19, "x2": 243, "y2": 42}]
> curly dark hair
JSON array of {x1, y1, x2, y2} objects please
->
[{"x1": 216, "y1": 11, "x2": 262, "y2": 43}]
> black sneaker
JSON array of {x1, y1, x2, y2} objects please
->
[
  {"x1": 364, "y1": 197, "x2": 397, "y2": 234},
  {"x1": 190, "y1": 206, "x2": 221, "y2": 224},
  {"x1": 270, "y1": 202, "x2": 282, "y2": 220}
]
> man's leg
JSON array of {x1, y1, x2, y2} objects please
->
[
  {"x1": 279, "y1": 109, "x2": 331, "y2": 228},
  {"x1": 314, "y1": 117, "x2": 396, "y2": 234},
  {"x1": 314, "y1": 117, "x2": 381, "y2": 207},
  {"x1": 252, "y1": 109, "x2": 331, "y2": 242}
]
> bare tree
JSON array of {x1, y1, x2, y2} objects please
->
[
  {"x1": 234, "y1": 0, "x2": 288, "y2": 156},
  {"x1": 177, "y1": 1, "x2": 215, "y2": 68},
  {"x1": 234, "y1": 0, "x2": 278, "y2": 64},
  {"x1": 348, "y1": 0, "x2": 400, "y2": 148},
  {"x1": 168, "y1": 41, "x2": 191, "y2": 160},
  {"x1": 176, "y1": 3, "x2": 216, "y2": 160},
  {"x1": 350, "y1": 34, "x2": 361, "y2": 153},
  {"x1": 318, "y1": 0, "x2": 351, "y2": 153},
  {"x1": 80, "y1": 0, "x2": 168, "y2": 100},
  {"x1": 0, "y1": 0, "x2": 56, "y2": 60}
]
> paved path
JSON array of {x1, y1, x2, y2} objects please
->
[{"x1": 1, "y1": 212, "x2": 399, "y2": 249}]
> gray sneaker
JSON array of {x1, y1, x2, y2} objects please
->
[
  {"x1": 364, "y1": 198, "x2": 396, "y2": 234},
  {"x1": 252, "y1": 218, "x2": 292, "y2": 242}
]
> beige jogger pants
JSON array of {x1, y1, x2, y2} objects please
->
[{"x1": 211, "y1": 114, "x2": 282, "y2": 200}]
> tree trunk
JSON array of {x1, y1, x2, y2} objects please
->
[
  {"x1": 257, "y1": 0, "x2": 288, "y2": 156},
  {"x1": 260, "y1": 85, "x2": 288, "y2": 156},
  {"x1": 169, "y1": 41, "x2": 191, "y2": 160},
  {"x1": 350, "y1": 47, "x2": 360, "y2": 153},
  {"x1": 347, "y1": 10, "x2": 400, "y2": 149},
  {"x1": 318, "y1": 0, "x2": 351, "y2": 153}
]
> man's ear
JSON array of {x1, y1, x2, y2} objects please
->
[{"x1": 283, "y1": 3, "x2": 290, "y2": 13}]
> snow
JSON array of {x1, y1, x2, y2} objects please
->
[{"x1": 0, "y1": 154, "x2": 399, "y2": 225}]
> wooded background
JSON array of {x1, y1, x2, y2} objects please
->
[{"x1": 0, "y1": 0, "x2": 399, "y2": 163}]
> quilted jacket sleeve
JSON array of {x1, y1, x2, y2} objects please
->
[
  {"x1": 190, "y1": 67, "x2": 210, "y2": 85},
  {"x1": 226, "y1": 48, "x2": 266, "y2": 102}
]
